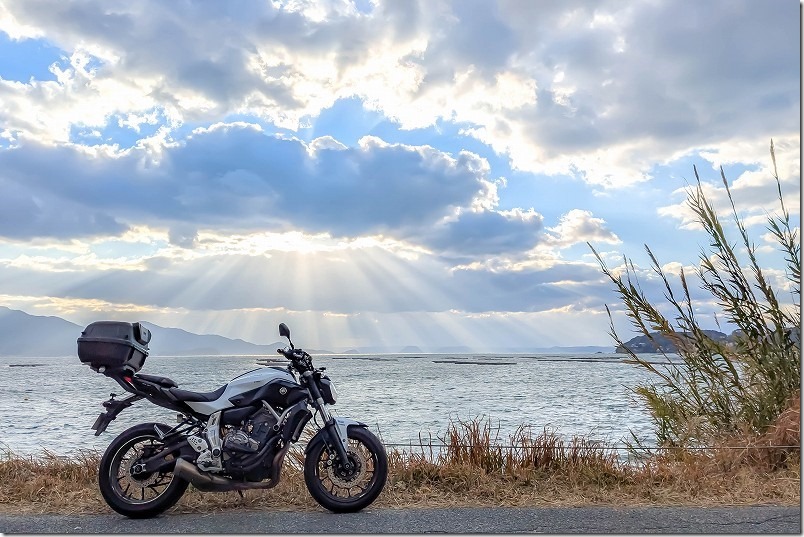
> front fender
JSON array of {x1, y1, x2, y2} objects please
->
[{"x1": 305, "y1": 417, "x2": 367, "y2": 455}]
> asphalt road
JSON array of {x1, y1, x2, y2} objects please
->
[{"x1": 0, "y1": 506, "x2": 800, "y2": 534}]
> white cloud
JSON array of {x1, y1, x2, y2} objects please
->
[
  {"x1": 657, "y1": 135, "x2": 800, "y2": 230},
  {"x1": 546, "y1": 209, "x2": 620, "y2": 248},
  {"x1": 0, "y1": 2, "x2": 45, "y2": 40},
  {"x1": 0, "y1": 125, "x2": 498, "y2": 249},
  {"x1": 1, "y1": 1, "x2": 797, "y2": 189}
]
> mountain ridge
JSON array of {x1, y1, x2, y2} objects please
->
[
  {"x1": 0, "y1": 307, "x2": 296, "y2": 357},
  {"x1": 0, "y1": 307, "x2": 616, "y2": 356},
  {"x1": 615, "y1": 330, "x2": 731, "y2": 354}
]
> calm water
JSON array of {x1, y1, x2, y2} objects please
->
[{"x1": 0, "y1": 353, "x2": 669, "y2": 456}]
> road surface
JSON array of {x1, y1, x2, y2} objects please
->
[{"x1": 0, "y1": 505, "x2": 800, "y2": 534}]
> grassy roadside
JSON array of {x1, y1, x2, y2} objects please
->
[{"x1": 1, "y1": 408, "x2": 798, "y2": 516}]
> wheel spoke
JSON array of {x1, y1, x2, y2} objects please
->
[
  {"x1": 153, "y1": 475, "x2": 172, "y2": 487},
  {"x1": 106, "y1": 432, "x2": 182, "y2": 506},
  {"x1": 310, "y1": 433, "x2": 386, "y2": 506}
]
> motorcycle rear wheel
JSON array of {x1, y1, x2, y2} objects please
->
[
  {"x1": 304, "y1": 426, "x2": 388, "y2": 512},
  {"x1": 98, "y1": 422, "x2": 188, "y2": 518}
]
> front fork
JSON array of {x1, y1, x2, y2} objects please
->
[
  {"x1": 319, "y1": 414, "x2": 367, "y2": 474},
  {"x1": 303, "y1": 371, "x2": 356, "y2": 470}
]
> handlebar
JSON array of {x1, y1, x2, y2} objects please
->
[
  {"x1": 276, "y1": 347, "x2": 313, "y2": 370},
  {"x1": 277, "y1": 347, "x2": 302, "y2": 358}
]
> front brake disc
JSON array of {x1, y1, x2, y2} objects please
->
[{"x1": 325, "y1": 450, "x2": 366, "y2": 489}]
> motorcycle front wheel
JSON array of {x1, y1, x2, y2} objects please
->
[
  {"x1": 304, "y1": 426, "x2": 388, "y2": 512},
  {"x1": 98, "y1": 422, "x2": 188, "y2": 518}
]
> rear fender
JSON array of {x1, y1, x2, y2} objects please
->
[{"x1": 91, "y1": 394, "x2": 143, "y2": 436}]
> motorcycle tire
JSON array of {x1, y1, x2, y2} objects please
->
[
  {"x1": 98, "y1": 422, "x2": 189, "y2": 518},
  {"x1": 304, "y1": 426, "x2": 388, "y2": 513}
]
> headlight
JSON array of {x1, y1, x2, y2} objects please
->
[{"x1": 320, "y1": 377, "x2": 337, "y2": 404}]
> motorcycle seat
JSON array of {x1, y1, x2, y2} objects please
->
[
  {"x1": 135, "y1": 373, "x2": 178, "y2": 388},
  {"x1": 168, "y1": 384, "x2": 228, "y2": 402}
]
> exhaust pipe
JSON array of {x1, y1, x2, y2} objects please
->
[
  {"x1": 173, "y1": 445, "x2": 291, "y2": 492},
  {"x1": 173, "y1": 459, "x2": 242, "y2": 492},
  {"x1": 174, "y1": 458, "x2": 278, "y2": 492}
]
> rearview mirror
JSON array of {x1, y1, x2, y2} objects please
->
[
  {"x1": 279, "y1": 323, "x2": 291, "y2": 339},
  {"x1": 278, "y1": 323, "x2": 294, "y2": 349}
]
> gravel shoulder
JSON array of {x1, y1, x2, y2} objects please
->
[{"x1": 0, "y1": 505, "x2": 800, "y2": 534}]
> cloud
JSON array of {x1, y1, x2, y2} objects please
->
[
  {"x1": 0, "y1": 125, "x2": 496, "y2": 244},
  {"x1": 656, "y1": 134, "x2": 800, "y2": 230},
  {"x1": 1, "y1": 1, "x2": 797, "y2": 187},
  {"x1": 546, "y1": 209, "x2": 620, "y2": 248},
  {"x1": 448, "y1": 260, "x2": 608, "y2": 313},
  {"x1": 168, "y1": 224, "x2": 198, "y2": 249},
  {"x1": 419, "y1": 208, "x2": 544, "y2": 257},
  {"x1": 0, "y1": 119, "x2": 628, "y2": 262},
  {"x1": 0, "y1": 0, "x2": 430, "y2": 138},
  {"x1": 0, "y1": 171, "x2": 128, "y2": 239},
  {"x1": 489, "y1": 0, "x2": 800, "y2": 184}
]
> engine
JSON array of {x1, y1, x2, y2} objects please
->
[
  {"x1": 223, "y1": 408, "x2": 278, "y2": 454},
  {"x1": 222, "y1": 409, "x2": 279, "y2": 481}
]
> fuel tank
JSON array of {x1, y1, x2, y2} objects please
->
[{"x1": 184, "y1": 366, "x2": 303, "y2": 414}]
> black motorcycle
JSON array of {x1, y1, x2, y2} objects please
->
[{"x1": 78, "y1": 321, "x2": 387, "y2": 518}]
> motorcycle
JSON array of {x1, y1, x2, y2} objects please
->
[{"x1": 77, "y1": 320, "x2": 388, "y2": 518}]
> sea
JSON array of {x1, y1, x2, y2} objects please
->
[{"x1": 0, "y1": 352, "x2": 675, "y2": 457}]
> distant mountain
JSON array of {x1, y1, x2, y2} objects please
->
[
  {"x1": 0, "y1": 307, "x2": 83, "y2": 356},
  {"x1": 615, "y1": 330, "x2": 730, "y2": 354},
  {"x1": 0, "y1": 306, "x2": 615, "y2": 357},
  {"x1": 139, "y1": 322, "x2": 285, "y2": 356},
  {"x1": 0, "y1": 307, "x2": 327, "y2": 357}
]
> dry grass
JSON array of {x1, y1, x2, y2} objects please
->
[{"x1": 0, "y1": 413, "x2": 799, "y2": 515}]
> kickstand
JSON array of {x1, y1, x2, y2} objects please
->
[{"x1": 237, "y1": 490, "x2": 245, "y2": 500}]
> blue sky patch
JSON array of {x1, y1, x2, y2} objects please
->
[
  {"x1": 0, "y1": 32, "x2": 64, "y2": 82},
  {"x1": 68, "y1": 111, "x2": 167, "y2": 148}
]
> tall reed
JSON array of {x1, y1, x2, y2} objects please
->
[{"x1": 590, "y1": 141, "x2": 800, "y2": 450}]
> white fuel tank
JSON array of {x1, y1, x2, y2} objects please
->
[{"x1": 186, "y1": 366, "x2": 297, "y2": 415}]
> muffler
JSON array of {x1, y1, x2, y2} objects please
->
[
  {"x1": 173, "y1": 458, "x2": 280, "y2": 492},
  {"x1": 173, "y1": 445, "x2": 290, "y2": 492}
]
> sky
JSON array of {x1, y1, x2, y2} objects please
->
[{"x1": 0, "y1": 0, "x2": 800, "y2": 352}]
